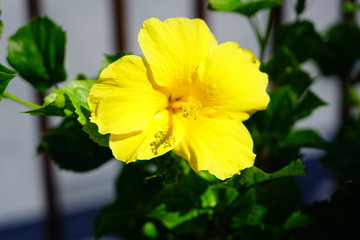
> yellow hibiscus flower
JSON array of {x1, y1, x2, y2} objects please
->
[{"x1": 88, "y1": 17, "x2": 270, "y2": 180}]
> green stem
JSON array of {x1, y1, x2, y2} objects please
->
[
  {"x1": 260, "y1": 8, "x2": 276, "y2": 61},
  {"x1": 249, "y1": 17, "x2": 264, "y2": 53},
  {"x1": 3, "y1": 91, "x2": 41, "y2": 109},
  {"x1": 249, "y1": 10, "x2": 275, "y2": 62}
]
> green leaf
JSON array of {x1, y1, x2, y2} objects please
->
[
  {"x1": 283, "y1": 210, "x2": 314, "y2": 230},
  {"x1": 232, "y1": 189, "x2": 267, "y2": 228},
  {"x1": 235, "y1": 159, "x2": 306, "y2": 188},
  {"x1": 295, "y1": 0, "x2": 306, "y2": 15},
  {"x1": 262, "y1": 48, "x2": 313, "y2": 96},
  {"x1": 0, "y1": 9, "x2": 3, "y2": 38},
  {"x1": 7, "y1": 16, "x2": 66, "y2": 91},
  {"x1": 0, "y1": 63, "x2": 16, "y2": 100},
  {"x1": 39, "y1": 119, "x2": 112, "y2": 172},
  {"x1": 100, "y1": 52, "x2": 132, "y2": 71},
  {"x1": 208, "y1": 0, "x2": 241, "y2": 11},
  {"x1": 95, "y1": 162, "x2": 164, "y2": 239},
  {"x1": 314, "y1": 22, "x2": 360, "y2": 76},
  {"x1": 283, "y1": 129, "x2": 324, "y2": 148},
  {"x1": 274, "y1": 21, "x2": 323, "y2": 63},
  {"x1": 148, "y1": 204, "x2": 199, "y2": 229},
  {"x1": 201, "y1": 185, "x2": 239, "y2": 208},
  {"x1": 235, "y1": 0, "x2": 281, "y2": 16},
  {"x1": 261, "y1": 86, "x2": 295, "y2": 134},
  {"x1": 27, "y1": 93, "x2": 75, "y2": 117},
  {"x1": 209, "y1": 0, "x2": 281, "y2": 16},
  {"x1": 257, "y1": 178, "x2": 303, "y2": 225},
  {"x1": 142, "y1": 221, "x2": 158, "y2": 239},
  {"x1": 52, "y1": 79, "x2": 95, "y2": 125},
  {"x1": 343, "y1": 0, "x2": 360, "y2": 13},
  {"x1": 293, "y1": 90, "x2": 326, "y2": 120},
  {"x1": 288, "y1": 183, "x2": 360, "y2": 239},
  {"x1": 82, "y1": 120, "x2": 109, "y2": 147},
  {"x1": 320, "y1": 120, "x2": 360, "y2": 181},
  {"x1": 27, "y1": 79, "x2": 109, "y2": 146},
  {"x1": 27, "y1": 80, "x2": 95, "y2": 123}
]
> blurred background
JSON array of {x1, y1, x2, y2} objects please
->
[{"x1": 0, "y1": 0, "x2": 353, "y2": 239}]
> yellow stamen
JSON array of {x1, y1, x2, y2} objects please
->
[{"x1": 169, "y1": 96, "x2": 202, "y2": 119}]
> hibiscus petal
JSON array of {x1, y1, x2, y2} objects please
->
[
  {"x1": 110, "y1": 110, "x2": 185, "y2": 162},
  {"x1": 193, "y1": 41, "x2": 270, "y2": 121},
  {"x1": 138, "y1": 17, "x2": 218, "y2": 97},
  {"x1": 172, "y1": 115, "x2": 255, "y2": 180},
  {"x1": 88, "y1": 55, "x2": 168, "y2": 135}
]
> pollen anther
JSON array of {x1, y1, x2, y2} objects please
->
[{"x1": 181, "y1": 96, "x2": 202, "y2": 120}]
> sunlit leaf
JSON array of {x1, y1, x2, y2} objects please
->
[
  {"x1": 27, "y1": 79, "x2": 109, "y2": 146},
  {"x1": 7, "y1": 16, "x2": 66, "y2": 91},
  {"x1": 209, "y1": 0, "x2": 281, "y2": 16},
  {"x1": 27, "y1": 80, "x2": 95, "y2": 123},
  {"x1": 53, "y1": 80, "x2": 95, "y2": 124},
  {"x1": 235, "y1": 0, "x2": 281, "y2": 16},
  {"x1": 148, "y1": 204, "x2": 199, "y2": 229},
  {"x1": 208, "y1": 0, "x2": 241, "y2": 11}
]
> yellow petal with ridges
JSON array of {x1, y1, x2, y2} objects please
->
[
  {"x1": 138, "y1": 17, "x2": 218, "y2": 96},
  {"x1": 192, "y1": 41, "x2": 269, "y2": 121},
  {"x1": 110, "y1": 110, "x2": 185, "y2": 162},
  {"x1": 173, "y1": 115, "x2": 255, "y2": 180},
  {"x1": 88, "y1": 55, "x2": 168, "y2": 135}
]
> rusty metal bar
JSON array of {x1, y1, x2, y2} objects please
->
[
  {"x1": 26, "y1": 1, "x2": 62, "y2": 240},
  {"x1": 195, "y1": 0, "x2": 207, "y2": 20},
  {"x1": 112, "y1": 0, "x2": 127, "y2": 52}
]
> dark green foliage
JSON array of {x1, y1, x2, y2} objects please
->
[
  {"x1": 274, "y1": 20, "x2": 323, "y2": 63},
  {"x1": 38, "y1": 119, "x2": 113, "y2": 172},
  {"x1": 320, "y1": 118, "x2": 360, "y2": 181},
  {"x1": 0, "y1": 63, "x2": 16, "y2": 100},
  {"x1": 283, "y1": 182, "x2": 360, "y2": 240},
  {"x1": 283, "y1": 129, "x2": 324, "y2": 148},
  {"x1": 94, "y1": 156, "x2": 307, "y2": 240},
  {"x1": 314, "y1": 22, "x2": 360, "y2": 76},
  {"x1": 7, "y1": 16, "x2": 66, "y2": 91}
]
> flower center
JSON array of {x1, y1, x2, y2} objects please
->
[{"x1": 170, "y1": 96, "x2": 202, "y2": 120}]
